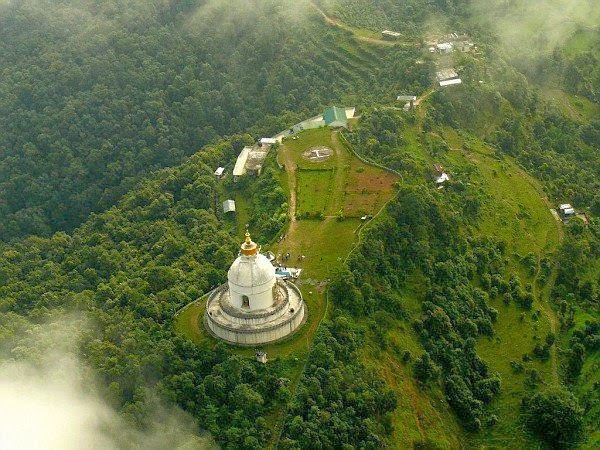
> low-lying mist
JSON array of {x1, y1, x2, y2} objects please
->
[
  {"x1": 471, "y1": 0, "x2": 598, "y2": 53},
  {"x1": 0, "y1": 317, "x2": 215, "y2": 450}
]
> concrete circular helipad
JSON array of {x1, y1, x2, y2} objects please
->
[{"x1": 302, "y1": 146, "x2": 334, "y2": 162}]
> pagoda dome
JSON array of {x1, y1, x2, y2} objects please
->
[
  {"x1": 227, "y1": 252, "x2": 276, "y2": 289},
  {"x1": 226, "y1": 228, "x2": 276, "y2": 311}
]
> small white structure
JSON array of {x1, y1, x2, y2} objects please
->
[
  {"x1": 233, "y1": 147, "x2": 251, "y2": 181},
  {"x1": 440, "y1": 78, "x2": 462, "y2": 87},
  {"x1": 436, "y1": 173, "x2": 450, "y2": 184},
  {"x1": 382, "y1": 30, "x2": 401, "y2": 39},
  {"x1": 256, "y1": 351, "x2": 268, "y2": 364},
  {"x1": 559, "y1": 204, "x2": 575, "y2": 216},
  {"x1": 437, "y1": 42, "x2": 453, "y2": 54},
  {"x1": 205, "y1": 229, "x2": 306, "y2": 345},
  {"x1": 214, "y1": 167, "x2": 225, "y2": 178},
  {"x1": 260, "y1": 138, "x2": 277, "y2": 145},
  {"x1": 223, "y1": 199, "x2": 236, "y2": 214}
]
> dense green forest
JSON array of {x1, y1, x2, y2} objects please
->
[
  {"x1": 0, "y1": 0, "x2": 430, "y2": 240},
  {"x1": 0, "y1": 0, "x2": 598, "y2": 448}
]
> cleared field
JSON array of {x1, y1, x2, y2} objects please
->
[
  {"x1": 343, "y1": 162, "x2": 397, "y2": 217},
  {"x1": 268, "y1": 218, "x2": 360, "y2": 280},
  {"x1": 284, "y1": 127, "x2": 398, "y2": 219},
  {"x1": 286, "y1": 127, "x2": 340, "y2": 170},
  {"x1": 296, "y1": 169, "x2": 334, "y2": 217},
  {"x1": 174, "y1": 127, "x2": 398, "y2": 362}
]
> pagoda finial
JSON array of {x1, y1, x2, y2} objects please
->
[
  {"x1": 241, "y1": 224, "x2": 258, "y2": 255},
  {"x1": 245, "y1": 224, "x2": 252, "y2": 244}
]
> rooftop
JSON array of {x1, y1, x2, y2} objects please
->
[
  {"x1": 233, "y1": 147, "x2": 251, "y2": 177},
  {"x1": 223, "y1": 199, "x2": 236, "y2": 213},
  {"x1": 323, "y1": 106, "x2": 348, "y2": 126},
  {"x1": 440, "y1": 78, "x2": 462, "y2": 87},
  {"x1": 436, "y1": 68, "x2": 458, "y2": 81}
]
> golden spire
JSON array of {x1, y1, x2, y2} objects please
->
[{"x1": 241, "y1": 224, "x2": 258, "y2": 256}]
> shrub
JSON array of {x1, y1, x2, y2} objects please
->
[{"x1": 521, "y1": 388, "x2": 584, "y2": 448}]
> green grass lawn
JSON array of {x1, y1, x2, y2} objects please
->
[
  {"x1": 173, "y1": 294, "x2": 211, "y2": 347},
  {"x1": 296, "y1": 169, "x2": 335, "y2": 217},
  {"x1": 284, "y1": 127, "x2": 340, "y2": 170},
  {"x1": 267, "y1": 218, "x2": 360, "y2": 280}
]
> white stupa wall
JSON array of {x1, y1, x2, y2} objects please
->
[
  {"x1": 206, "y1": 303, "x2": 305, "y2": 345},
  {"x1": 228, "y1": 278, "x2": 275, "y2": 310}
]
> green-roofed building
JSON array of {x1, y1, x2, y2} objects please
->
[{"x1": 323, "y1": 106, "x2": 348, "y2": 128}]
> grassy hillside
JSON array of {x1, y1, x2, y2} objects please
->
[
  {"x1": 338, "y1": 103, "x2": 597, "y2": 448},
  {"x1": 1, "y1": 0, "x2": 597, "y2": 448}
]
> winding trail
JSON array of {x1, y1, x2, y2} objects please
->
[
  {"x1": 533, "y1": 256, "x2": 559, "y2": 384},
  {"x1": 279, "y1": 142, "x2": 299, "y2": 235},
  {"x1": 308, "y1": 0, "x2": 411, "y2": 46}
]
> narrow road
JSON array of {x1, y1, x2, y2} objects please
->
[
  {"x1": 533, "y1": 255, "x2": 559, "y2": 384},
  {"x1": 278, "y1": 143, "x2": 299, "y2": 235}
]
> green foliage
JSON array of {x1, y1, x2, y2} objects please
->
[
  {"x1": 330, "y1": 186, "x2": 504, "y2": 427},
  {"x1": 413, "y1": 352, "x2": 439, "y2": 385},
  {"x1": 0, "y1": 138, "x2": 286, "y2": 448},
  {"x1": 0, "y1": 0, "x2": 429, "y2": 241},
  {"x1": 281, "y1": 317, "x2": 397, "y2": 448},
  {"x1": 521, "y1": 388, "x2": 584, "y2": 448}
]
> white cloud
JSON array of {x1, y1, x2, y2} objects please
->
[{"x1": 0, "y1": 318, "x2": 215, "y2": 450}]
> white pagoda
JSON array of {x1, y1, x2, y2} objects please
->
[{"x1": 205, "y1": 228, "x2": 306, "y2": 345}]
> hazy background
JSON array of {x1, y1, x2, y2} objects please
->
[{"x1": 0, "y1": 317, "x2": 215, "y2": 450}]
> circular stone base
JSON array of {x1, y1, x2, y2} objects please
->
[
  {"x1": 204, "y1": 281, "x2": 306, "y2": 346},
  {"x1": 302, "y1": 146, "x2": 333, "y2": 162}
]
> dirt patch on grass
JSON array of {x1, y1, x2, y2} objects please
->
[{"x1": 302, "y1": 146, "x2": 334, "y2": 162}]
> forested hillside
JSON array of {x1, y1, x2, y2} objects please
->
[
  {"x1": 0, "y1": 0, "x2": 598, "y2": 448},
  {"x1": 0, "y1": 0, "x2": 429, "y2": 240}
]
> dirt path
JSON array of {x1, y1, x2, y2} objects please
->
[
  {"x1": 414, "y1": 88, "x2": 436, "y2": 106},
  {"x1": 533, "y1": 256, "x2": 560, "y2": 384},
  {"x1": 279, "y1": 143, "x2": 299, "y2": 235},
  {"x1": 310, "y1": 0, "x2": 338, "y2": 26},
  {"x1": 308, "y1": 0, "x2": 406, "y2": 46}
]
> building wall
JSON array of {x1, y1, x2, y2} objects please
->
[
  {"x1": 328, "y1": 120, "x2": 347, "y2": 128},
  {"x1": 206, "y1": 303, "x2": 305, "y2": 345},
  {"x1": 229, "y1": 277, "x2": 276, "y2": 310},
  {"x1": 219, "y1": 302, "x2": 289, "y2": 326}
]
